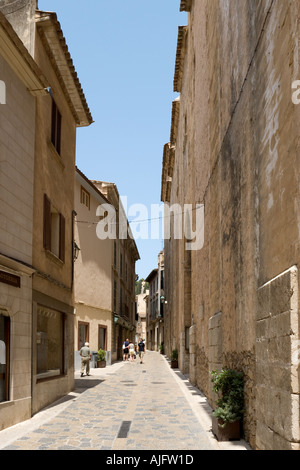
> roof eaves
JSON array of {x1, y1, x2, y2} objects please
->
[
  {"x1": 75, "y1": 167, "x2": 111, "y2": 206},
  {"x1": 91, "y1": 179, "x2": 140, "y2": 262},
  {"x1": 145, "y1": 269, "x2": 158, "y2": 283},
  {"x1": 36, "y1": 10, "x2": 93, "y2": 127},
  {"x1": 161, "y1": 142, "x2": 175, "y2": 203},
  {"x1": 0, "y1": 11, "x2": 48, "y2": 95},
  {"x1": 161, "y1": 143, "x2": 169, "y2": 203},
  {"x1": 170, "y1": 96, "x2": 180, "y2": 146},
  {"x1": 173, "y1": 26, "x2": 188, "y2": 93},
  {"x1": 180, "y1": 0, "x2": 192, "y2": 12}
]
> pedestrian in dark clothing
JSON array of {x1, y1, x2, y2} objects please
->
[
  {"x1": 123, "y1": 338, "x2": 130, "y2": 361},
  {"x1": 138, "y1": 339, "x2": 145, "y2": 364}
]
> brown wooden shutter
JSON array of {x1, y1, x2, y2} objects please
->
[
  {"x1": 56, "y1": 110, "x2": 61, "y2": 155},
  {"x1": 51, "y1": 97, "x2": 62, "y2": 155},
  {"x1": 43, "y1": 194, "x2": 51, "y2": 251},
  {"x1": 59, "y1": 213, "x2": 65, "y2": 262},
  {"x1": 51, "y1": 98, "x2": 56, "y2": 147}
]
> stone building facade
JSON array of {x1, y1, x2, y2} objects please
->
[
  {"x1": 74, "y1": 169, "x2": 139, "y2": 366},
  {"x1": 146, "y1": 251, "x2": 165, "y2": 352},
  {"x1": 161, "y1": 0, "x2": 300, "y2": 450},
  {"x1": 0, "y1": 0, "x2": 93, "y2": 422},
  {"x1": 91, "y1": 180, "x2": 140, "y2": 362},
  {"x1": 0, "y1": 10, "x2": 47, "y2": 431},
  {"x1": 135, "y1": 281, "x2": 148, "y2": 343},
  {"x1": 74, "y1": 168, "x2": 114, "y2": 367}
]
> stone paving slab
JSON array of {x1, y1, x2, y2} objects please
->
[{"x1": 0, "y1": 352, "x2": 250, "y2": 451}]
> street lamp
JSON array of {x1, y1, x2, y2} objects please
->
[{"x1": 73, "y1": 242, "x2": 81, "y2": 261}]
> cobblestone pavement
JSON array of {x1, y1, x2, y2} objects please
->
[{"x1": 0, "y1": 352, "x2": 249, "y2": 451}]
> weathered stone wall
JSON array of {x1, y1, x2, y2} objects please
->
[
  {"x1": 163, "y1": 0, "x2": 300, "y2": 449},
  {"x1": 256, "y1": 267, "x2": 299, "y2": 450},
  {"x1": 0, "y1": 23, "x2": 36, "y2": 431},
  {"x1": 0, "y1": 53, "x2": 36, "y2": 266}
]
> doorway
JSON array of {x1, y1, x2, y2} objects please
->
[
  {"x1": 0, "y1": 315, "x2": 10, "y2": 403},
  {"x1": 78, "y1": 321, "x2": 89, "y2": 350},
  {"x1": 117, "y1": 326, "x2": 122, "y2": 360},
  {"x1": 98, "y1": 325, "x2": 107, "y2": 351}
]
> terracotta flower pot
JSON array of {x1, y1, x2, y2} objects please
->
[
  {"x1": 97, "y1": 360, "x2": 106, "y2": 368},
  {"x1": 212, "y1": 416, "x2": 241, "y2": 441},
  {"x1": 171, "y1": 359, "x2": 178, "y2": 369}
]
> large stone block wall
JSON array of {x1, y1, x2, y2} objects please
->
[
  {"x1": 163, "y1": 0, "x2": 300, "y2": 449},
  {"x1": 256, "y1": 267, "x2": 299, "y2": 450},
  {"x1": 0, "y1": 41, "x2": 36, "y2": 431},
  {"x1": 0, "y1": 55, "x2": 35, "y2": 266}
]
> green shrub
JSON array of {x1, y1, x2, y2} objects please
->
[
  {"x1": 97, "y1": 349, "x2": 106, "y2": 362},
  {"x1": 211, "y1": 368, "x2": 244, "y2": 427},
  {"x1": 171, "y1": 349, "x2": 178, "y2": 360}
]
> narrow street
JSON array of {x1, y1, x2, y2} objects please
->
[{"x1": 0, "y1": 352, "x2": 248, "y2": 451}]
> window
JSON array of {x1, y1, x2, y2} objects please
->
[
  {"x1": 113, "y1": 280, "x2": 117, "y2": 312},
  {"x1": 98, "y1": 326, "x2": 107, "y2": 350},
  {"x1": 120, "y1": 286, "x2": 123, "y2": 314},
  {"x1": 120, "y1": 253, "x2": 123, "y2": 277},
  {"x1": 43, "y1": 194, "x2": 65, "y2": 262},
  {"x1": 51, "y1": 97, "x2": 62, "y2": 155},
  {"x1": 125, "y1": 303, "x2": 129, "y2": 319},
  {"x1": 0, "y1": 315, "x2": 10, "y2": 402},
  {"x1": 37, "y1": 307, "x2": 65, "y2": 380},
  {"x1": 113, "y1": 242, "x2": 117, "y2": 268},
  {"x1": 80, "y1": 187, "x2": 90, "y2": 210},
  {"x1": 160, "y1": 299, "x2": 164, "y2": 318}
]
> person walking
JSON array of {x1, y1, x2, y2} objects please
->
[
  {"x1": 128, "y1": 340, "x2": 135, "y2": 362},
  {"x1": 123, "y1": 338, "x2": 129, "y2": 361},
  {"x1": 138, "y1": 338, "x2": 145, "y2": 364},
  {"x1": 80, "y1": 342, "x2": 91, "y2": 377}
]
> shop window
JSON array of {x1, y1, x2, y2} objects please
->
[{"x1": 37, "y1": 307, "x2": 65, "y2": 380}]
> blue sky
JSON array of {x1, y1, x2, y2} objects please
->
[{"x1": 38, "y1": 0, "x2": 187, "y2": 279}]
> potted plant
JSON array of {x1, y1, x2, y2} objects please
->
[
  {"x1": 97, "y1": 349, "x2": 106, "y2": 368},
  {"x1": 171, "y1": 349, "x2": 178, "y2": 368},
  {"x1": 159, "y1": 342, "x2": 164, "y2": 354},
  {"x1": 211, "y1": 368, "x2": 244, "y2": 441}
]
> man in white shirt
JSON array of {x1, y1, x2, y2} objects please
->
[{"x1": 80, "y1": 342, "x2": 91, "y2": 377}]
